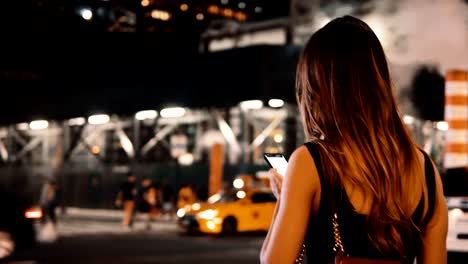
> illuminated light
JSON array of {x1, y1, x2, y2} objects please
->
[
  {"x1": 213, "y1": 217, "x2": 222, "y2": 224},
  {"x1": 29, "y1": 120, "x2": 49, "y2": 130},
  {"x1": 206, "y1": 221, "x2": 216, "y2": 230},
  {"x1": 235, "y1": 12, "x2": 247, "y2": 21},
  {"x1": 268, "y1": 99, "x2": 284, "y2": 108},
  {"x1": 25, "y1": 208, "x2": 42, "y2": 219},
  {"x1": 236, "y1": 190, "x2": 246, "y2": 199},
  {"x1": 17, "y1": 123, "x2": 29, "y2": 130},
  {"x1": 198, "y1": 209, "x2": 218, "y2": 220},
  {"x1": 88, "y1": 114, "x2": 110, "y2": 125},
  {"x1": 403, "y1": 115, "x2": 415, "y2": 125},
  {"x1": 178, "y1": 153, "x2": 194, "y2": 166},
  {"x1": 223, "y1": 8, "x2": 233, "y2": 18},
  {"x1": 207, "y1": 193, "x2": 221, "y2": 204},
  {"x1": 160, "y1": 107, "x2": 186, "y2": 118},
  {"x1": 233, "y1": 179, "x2": 245, "y2": 189},
  {"x1": 68, "y1": 117, "x2": 86, "y2": 126},
  {"x1": 192, "y1": 203, "x2": 201, "y2": 211},
  {"x1": 207, "y1": 5, "x2": 220, "y2": 14},
  {"x1": 221, "y1": 0, "x2": 229, "y2": 5},
  {"x1": 196, "y1": 13, "x2": 204, "y2": 21},
  {"x1": 239, "y1": 100, "x2": 263, "y2": 110},
  {"x1": 141, "y1": 0, "x2": 150, "y2": 7},
  {"x1": 177, "y1": 208, "x2": 186, "y2": 218},
  {"x1": 273, "y1": 134, "x2": 284, "y2": 143},
  {"x1": 80, "y1": 8, "x2": 93, "y2": 20},
  {"x1": 238, "y1": 2, "x2": 246, "y2": 9},
  {"x1": 91, "y1": 146, "x2": 101, "y2": 155},
  {"x1": 449, "y1": 208, "x2": 464, "y2": 218},
  {"x1": 151, "y1": 10, "x2": 171, "y2": 21},
  {"x1": 135, "y1": 110, "x2": 158, "y2": 120},
  {"x1": 180, "y1": 4, "x2": 189, "y2": 11},
  {"x1": 436, "y1": 121, "x2": 449, "y2": 131},
  {"x1": 254, "y1": 6, "x2": 262, "y2": 13}
]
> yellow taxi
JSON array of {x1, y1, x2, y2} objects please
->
[{"x1": 177, "y1": 188, "x2": 276, "y2": 234}]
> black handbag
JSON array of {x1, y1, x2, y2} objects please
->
[{"x1": 294, "y1": 213, "x2": 400, "y2": 264}]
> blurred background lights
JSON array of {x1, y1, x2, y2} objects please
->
[
  {"x1": 80, "y1": 8, "x2": 93, "y2": 21},
  {"x1": 141, "y1": 0, "x2": 150, "y2": 7},
  {"x1": 178, "y1": 153, "x2": 194, "y2": 166},
  {"x1": 273, "y1": 133, "x2": 284, "y2": 143},
  {"x1": 236, "y1": 190, "x2": 246, "y2": 199},
  {"x1": 29, "y1": 120, "x2": 49, "y2": 130},
  {"x1": 196, "y1": 13, "x2": 204, "y2": 21},
  {"x1": 160, "y1": 107, "x2": 186, "y2": 118},
  {"x1": 403, "y1": 115, "x2": 415, "y2": 125},
  {"x1": 180, "y1": 4, "x2": 189, "y2": 12},
  {"x1": 68, "y1": 117, "x2": 86, "y2": 126},
  {"x1": 151, "y1": 10, "x2": 171, "y2": 21},
  {"x1": 436, "y1": 121, "x2": 449, "y2": 131},
  {"x1": 233, "y1": 179, "x2": 244, "y2": 189},
  {"x1": 91, "y1": 145, "x2": 101, "y2": 155},
  {"x1": 240, "y1": 100, "x2": 263, "y2": 110},
  {"x1": 88, "y1": 114, "x2": 110, "y2": 125},
  {"x1": 268, "y1": 99, "x2": 284, "y2": 108},
  {"x1": 135, "y1": 110, "x2": 158, "y2": 120},
  {"x1": 16, "y1": 123, "x2": 29, "y2": 131}
]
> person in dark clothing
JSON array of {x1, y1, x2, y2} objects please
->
[
  {"x1": 260, "y1": 16, "x2": 448, "y2": 264},
  {"x1": 136, "y1": 178, "x2": 157, "y2": 229},
  {"x1": 115, "y1": 173, "x2": 137, "y2": 229},
  {"x1": 40, "y1": 180, "x2": 61, "y2": 225}
]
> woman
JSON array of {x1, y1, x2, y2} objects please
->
[{"x1": 260, "y1": 16, "x2": 447, "y2": 264}]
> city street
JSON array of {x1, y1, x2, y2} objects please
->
[
  {"x1": 9, "y1": 213, "x2": 264, "y2": 264},
  {"x1": 5, "y1": 212, "x2": 467, "y2": 264}
]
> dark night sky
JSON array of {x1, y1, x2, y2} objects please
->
[{"x1": 0, "y1": 0, "x2": 295, "y2": 124}]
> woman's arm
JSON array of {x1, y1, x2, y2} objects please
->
[
  {"x1": 260, "y1": 146, "x2": 321, "y2": 264},
  {"x1": 417, "y1": 162, "x2": 448, "y2": 264}
]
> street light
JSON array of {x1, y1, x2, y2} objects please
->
[
  {"x1": 135, "y1": 110, "x2": 158, "y2": 121},
  {"x1": 239, "y1": 100, "x2": 263, "y2": 110},
  {"x1": 403, "y1": 115, "x2": 415, "y2": 125},
  {"x1": 88, "y1": 114, "x2": 110, "y2": 125},
  {"x1": 29, "y1": 120, "x2": 49, "y2": 130},
  {"x1": 436, "y1": 121, "x2": 449, "y2": 131},
  {"x1": 268, "y1": 99, "x2": 284, "y2": 108},
  {"x1": 80, "y1": 8, "x2": 93, "y2": 21},
  {"x1": 68, "y1": 117, "x2": 86, "y2": 126},
  {"x1": 16, "y1": 123, "x2": 29, "y2": 131},
  {"x1": 160, "y1": 107, "x2": 186, "y2": 118}
]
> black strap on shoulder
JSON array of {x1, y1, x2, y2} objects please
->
[
  {"x1": 303, "y1": 141, "x2": 345, "y2": 209},
  {"x1": 304, "y1": 142, "x2": 323, "y2": 181},
  {"x1": 420, "y1": 149, "x2": 437, "y2": 226}
]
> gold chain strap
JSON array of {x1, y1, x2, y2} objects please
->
[
  {"x1": 294, "y1": 213, "x2": 345, "y2": 263},
  {"x1": 295, "y1": 243, "x2": 306, "y2": 263},
  {"x1": 332, "y1": 213, "x2": 346, "y2": 255}
]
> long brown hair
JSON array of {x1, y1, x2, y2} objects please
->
[{"x1": 296, "y1": 16, "x2": 427, "y2": 256}]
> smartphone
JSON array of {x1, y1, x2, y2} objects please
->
[{"x1": 264, "y1": 153, "x2": 288, "y2": 176}]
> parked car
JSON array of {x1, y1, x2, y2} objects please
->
[
  {"x1": 0, "y1": 188, "x2": 42, "y2": 259},
  {"x1": 177, "y1": 188, "x2": 276, "y2": 235}
]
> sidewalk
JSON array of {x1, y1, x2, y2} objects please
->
[{"x1": 60, "y1": 207, "x2": 177, "y2": 223}]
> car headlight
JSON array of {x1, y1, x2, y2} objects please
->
[
  {"x1": 177, "y1": 208, "x2": 186, "y2": 218},
  {"x1": 198, "y1": 209, "x2": 218, "y2": 220}
]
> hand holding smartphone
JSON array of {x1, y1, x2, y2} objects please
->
[{"x1": 264, "y1": 153, "x2": 288, "y2": 176}]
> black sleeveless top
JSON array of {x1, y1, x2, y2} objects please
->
[{"x1": 303, "y1": 142, "x2": 436, "y2": 264}]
